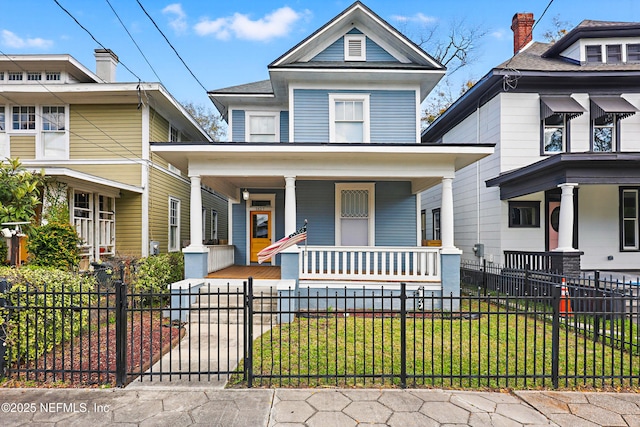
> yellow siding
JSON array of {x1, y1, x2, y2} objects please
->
[
  {"x1": 69, "y1": 105, "x2": 142, "y2": 159},
  {"x1": 150, "y1": 109, "x2": 169, "y2": 142},
  {"x1": 70, "y1": 164, "x2": 142, "y2": 188},
  {"x1": 10, "y1": 135, "x2": 36, "y2": 159},
  {"x1": 149, "y1": 167, "x2": 190, "y2": 253},
  {"x1": 115, "y1": 190, "x2": 143, "y2": 256}
]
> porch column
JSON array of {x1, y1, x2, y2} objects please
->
[
  {"x1": 284, "y1": 176, "x2": 297, "y2": 234},
  {"x1": 183, "y1": 174, "x2": 208, "y2": 279},
  {"x1": 556, "y1": 183, "x2": 577, "y2": 252},
  {"x1": 441, "y1": 177, "x2": 455, "y2": 250},
  {"x1": 440, "y1": 176, "x2": 461, "y2": 311},
  {"x1": 189, "y1": 175, "x2": 204, "y2": 248}
]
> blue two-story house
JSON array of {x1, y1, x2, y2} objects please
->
[{"x1": 152, "y1": 1, "x2": 493, "y2": 303}]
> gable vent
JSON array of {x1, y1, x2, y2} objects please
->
[{"x1": 344, "y1": 35, "x2": 366, "y2": 61}]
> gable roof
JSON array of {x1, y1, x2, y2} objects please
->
[{"x1": 270, "y1": 1, "x2": 443, "y2": 69}]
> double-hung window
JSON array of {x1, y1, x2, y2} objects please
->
[
  {"x1": 539, "y1": 96, "x2": 585, "y2": 154},
  {"x1": 592, "y1": 114, "x2": 616, "y2": 152},
  {"x1": 432, "y1": 208, "x2": 441, "y2": 240},
  {"x1": 607, "y1": 45, "x2": 622, "y2": 63},
  {"x1": 329, "y1": 94, "x2": 370, "y2": 143},
  {"x1": 621, "y1": 188, "x2": 639, "y2": 251},
  {"x1": 98, "y1": 195, "x2": 115, "y2": 256},
  {"x1": 169, "y1": 125, "x2": 180, "y2": 142},
  {"x1": 246, "y1": 112, "x2": 278, "y2": 142},
  {"x1": 628, "y1": 44, "x2": 640, "y2": 62},
  {"x1": 74, "y1": 192, "x2": 94, "y2": 258},
  {"x1": 42, "y1": 106, "x2": 67, "y2": 158},
  {"x1": 169, "y1": 197, "x2": 181, "y2": 252}
]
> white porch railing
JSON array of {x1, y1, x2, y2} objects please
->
[
  {"x1": 300, "y1": 246, "x2": 440, "y2": 282},
  {"x1": 206, "y1": 244, "x2": 234, "y2": 273}
]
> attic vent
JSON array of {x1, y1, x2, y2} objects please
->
[{"x1": 344, "y1": 34, "x2": 366, "y2": 61}]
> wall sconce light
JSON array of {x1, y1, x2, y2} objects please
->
[{"x1": 242, "y1": 189, "x2": 250, "y2": 201}]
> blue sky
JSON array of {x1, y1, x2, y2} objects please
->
[{"x1": 2, "y1": 0, "x2": 640, "y2": 110}]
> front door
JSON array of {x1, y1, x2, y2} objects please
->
[{"x1": 250, "y1": 211, "x2": 272, "y2": 263}]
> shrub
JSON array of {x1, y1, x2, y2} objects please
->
[
  {"x1": 0, "y1": 238, "x2": 7, "y2": 265},
  {"x1": 27, "y1": 222, "x2": 80, "y2": 270},
  {"x1": 0, "y1": 266, "x2": 96, "y2": 364},
  {"x1": 131, "y1": 252, "x2": 184, "y2": 307}
]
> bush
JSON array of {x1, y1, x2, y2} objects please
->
[
  {"x1": 0, "y1": 238, "x2": 7, "y2": 265},
  {"x1": 131, "y1": 252, "x2": 184, "y2": 307},
  {"x1": 0, "y1": 266, "x2": 96, "y2": 364},
  {"x1": 27, "y1": 222, "x2": 80, "y2": 270}
]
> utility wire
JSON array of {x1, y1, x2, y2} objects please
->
[
  {"x1": 135, "y1": 0, "x2": 209, "y2": 93},
  {"x1": 105, "y1": 0, "x2": 163, "y2": 84},
  {"x1": 53, "y1": 0, "x2": 143, "y2": 83}
]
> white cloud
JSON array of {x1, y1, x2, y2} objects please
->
[
  {"x1": 1, "y1": 30, "x2": 53, "y2": 49},
  {"x1": 491, "y1": 29, "x2": 507, "y2": 40},
  {"x1": 163, "y1": 3, "x2": 188, "y2": 34},
  {"x1": 195, "y1": 6, "x2": 306, "y2": 42},
  {"x1": 392, "y1": 13, "x2": 437, "y2": 25}
]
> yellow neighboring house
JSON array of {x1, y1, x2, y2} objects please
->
[{"x1": 0, "y1": 49, "x2": 228, "y2": 265}]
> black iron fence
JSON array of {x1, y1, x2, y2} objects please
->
[{"x1": 1, "y1": 271, "x2": 639, "y2": 390}]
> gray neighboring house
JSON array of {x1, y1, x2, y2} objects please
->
[{"x1": 421, "y1": 13, "x2": 640, "y2": 275}]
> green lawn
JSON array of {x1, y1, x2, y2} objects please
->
[{"x1": 231, "y1": 298, "x2": 640, "y2": 390}]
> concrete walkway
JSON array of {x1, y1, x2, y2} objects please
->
[{"x1": 2, "y1": 387, "x2": 640, "y2": 426}]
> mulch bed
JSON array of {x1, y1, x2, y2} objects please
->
[{"x1": 1, "y1": 310, "x2": 184, "y2": 388}]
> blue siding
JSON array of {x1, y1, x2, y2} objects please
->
[
  {"x1": 280, "y1": 111, "x2": 289, "y2": 143},
  {"x1": 293, "y1": 89, "x2": 416, "y2": 143},
  {"x1": 297, "y1": 181, "x2": 335, "y2": 245},
  {"x1": 293, "y1": 90, "x2": 329, "y2": 142},
  {"x1": 366, "y1": 38, "x2": 397, "y2": 62},
  {"x1": 232, "y1": 202, "x2": 247, "y2": 263},
  {"x1": 375, "y1": 182, "x2": 416, "y2": 246},
  {"x1": 231, "y1": 110, "x2": 245, "y2": 142},
  {"x1": 311, "y1": 38, "x2": 343, "y2": 61},
  {"x1": 370, "y1": 90, "x2": 416, "y2": 143},
  {"x1": 311, "y1": 28, "x2": 397, "y2": 62}
]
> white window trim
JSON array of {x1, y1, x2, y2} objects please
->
[
  {"x1": 168, "y1": 196, "x2": 181, "y2": 252},
  {"x1": 245, "y1": 111, "x2": 280, "y2": 142},
  {"x1": 344, "y1": 34, "x2": 366, "y2": 61},
  {"x1": 328, "y1": 93, "x2": 370, "y2": 143},
  {"x1": 244, "y1": 193, "x2": 276, "y2": 265},
  {"x1": 622, "y1": 189, "x2": 639, "y2": 251},
  {"x1": 335, "y1": 182, "x2": 375, "y2": 246}
]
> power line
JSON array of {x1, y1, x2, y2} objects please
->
[
  {"x1": 105, "y1": 0, "x2": 163, "y2": 84},
  {"x1": 53, "y1": 0, "x2": 143, "y2": 83},
  {"x1": 135, "y1": 0, "x2": 209, "y2": 93}
]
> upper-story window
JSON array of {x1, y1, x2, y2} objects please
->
[
  {"x1": 590, "y1": 96, "x2": 638, "y2": 152},
  {"x1": 540, "y1": 96, "x2": 585, "y2": 154},
  {"x1": 0, "y1": 106, "x2": 6, "y2": 159},
  {"x1": 46, "y1": 72, "x2": 61, "y2": 81},
  {"x1": 344, "y1": 34, "x2": 366, "y2": 61},
  {"x1": 329, "y1": 94, "x2": 370, "y2": 143},
  {"x1": 0, "y1": 106, "x2": 4, "y2": 131},
  {"x1": 246, "y1": 112, "x2": 278, "y2": 142},
  {"x1": 27, "y1": 72, "x2": 42, "y2": 81},
  {"x1": 606, "y1": 45, "x2": 623, "y2": 63},
  {"x1": 8, "y1": 72, "x2": 23, "y2": 81},
  {"x1": 586, "y1": 45, "x2": 602, "y2": 63},
  {"x1": 41, "y1": 106, "x2": 67, "y2": 159},
  {"x1": 169, "y1": 125, "x2": 180, "y2": 142},
  {"x1": 628, "y1": 44, "x2": 640, "y2": 62}
]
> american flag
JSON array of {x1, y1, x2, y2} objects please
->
[{"x1": 257, "y1": 224, "x2": 307, "y2": 264}]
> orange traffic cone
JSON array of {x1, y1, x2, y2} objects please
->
[{"x1": 559, "y1": 278, "x2": 573, "y2": 317}]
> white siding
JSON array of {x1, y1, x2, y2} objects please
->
[
  {"x1": 500, "y1": 193, "x2": 546, "y2": 257},
  {"x1": 568, "y1": 94, "x2": 591, "y2": 153},
  {"x1": 621, "y1": 94, "x2": 640, "y2": 151},
  {"x1": 499, "y1": 93, "x2": 542, "y2": 173}
]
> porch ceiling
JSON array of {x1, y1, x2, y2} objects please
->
[
  {"x1": 487, "y1": 152, "x2": 640, "y2": 200},
  {"x1": 152, "y1": 142, "x2": 494, "y2": 199}
]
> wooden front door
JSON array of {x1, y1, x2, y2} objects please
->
[{"x1": 250, "y1": 211, "x2": 272, "y2": 263}]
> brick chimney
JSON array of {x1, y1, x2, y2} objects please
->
[
  {"x1": 94, "y1": 49, "x2": 118, "y2": 83},
  {"x1": 511, "y1": 13, "x2": 535, "y2": 54}
]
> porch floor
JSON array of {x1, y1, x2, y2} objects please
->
[{"x1": 206, "y1": 265, "x2": 281, "y2": 280}]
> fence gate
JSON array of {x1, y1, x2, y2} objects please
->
[{"x1": 122, "y1": 279, "x2": 255, "y2": 386}]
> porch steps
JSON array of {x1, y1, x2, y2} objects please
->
[{"x1": 189, "y1": 284, "x2": 278, "y2": 324}]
